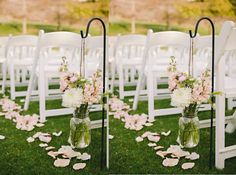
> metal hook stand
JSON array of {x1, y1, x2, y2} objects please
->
[
  {"x1": 189, "y1": 17, "x2": 215, "y2": 169},
  {"x1": 80, "y1": 17, "x2": 107, "y2": 170}
]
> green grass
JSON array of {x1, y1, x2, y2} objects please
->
[
  {"x1": 1, "y1": 85, "x2": 235, "y2": 174},
  {"x1": 108, "y1": 87, "x2": 236, "y2": 174}
]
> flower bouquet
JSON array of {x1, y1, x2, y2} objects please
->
[
  {"x1": 59, "y1": 57, "x2": 102, "y2": 148},
  {"x1": 168, "y1": 56, "x2": 211, "y2": 148}
]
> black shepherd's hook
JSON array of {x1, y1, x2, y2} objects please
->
[
  {"x1": 189, "y1": 17, "x2": 215, "y2": 169},
  {"x1": 80, "y1": 17, "x2": 107, "y2": 170}
]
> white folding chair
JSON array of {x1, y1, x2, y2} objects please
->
[
  {"x1": 215, "y1": 21, "x2": 236, "y2": 169},
  {"x1": 0, "y1": 36, "x2": 10, "y2": 94},
  {"x1": 113, "y1": 34, "x2": 146, "y2": 99},
  {"x1": 6, "y1": 35, "x2": 38, "y2": 100},
  {"x1": 24, "y1": 30, "x2": 82, "y2": 122},
  {"x1": 133, "y1": 30, "x2": 195, "y2": 120}
]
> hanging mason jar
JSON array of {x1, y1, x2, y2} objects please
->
[
  {"x1": 177, "y1": 104, "x2": 200, "y2": 148},
  {"x1": 68, "y1": 104, "x2": 91, "y2": 149}
]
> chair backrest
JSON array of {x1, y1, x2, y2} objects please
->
[
  {"x1": 144, "y1": 30, "x2": 190, "y2": 72},
  {"x1": 115, "y1": 34, "x2": 146, "y2": 61},
  {"x1": 7, "y1": 35, "x2": 38, "y2": 60},
  {"x1": 86, "y1": 35, "x2": 107, "y2": 76},
  {"x1": 37, "y1": 30, "x2": 82, "y2": 72},
  {"x1": 0, "y1": 36, "x2": 10, "y2": 58}
]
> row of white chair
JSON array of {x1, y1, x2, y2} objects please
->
[{"x1": 0, "y1": 31, "x2": 105, "y2": 122}]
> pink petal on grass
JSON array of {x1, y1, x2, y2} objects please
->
[
  {"x1": 48, "y1": 151, "x2": 59, "y2": 159},
  {"x1": 185, "y1": 152, "x2": 200, "y2": 160},
  {"x1": 39, "y1": 135, "x2": 52, "y2": 143},
  {"x1": 147, "y1": 135, "x2": 160, "y2": 143},
  {"x1": 73, "y1": 163, "x2": 86, "y2": 170},
  {"x1": 54, "y1": 158, "x2": 70, "y2": 167},
  {"x1": 78, "y1": 153, "x2": 91, "y2": 161},
  {"x1": 156, "y1": 151, "x2": 170, "y2": 158},
  {"x1": 181, "y1": 162, "x2": 195, "y2": 170},
  {"x1": 162, "y1": 158, "x2": 179, "y2": 167}
]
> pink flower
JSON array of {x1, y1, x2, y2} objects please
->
[{"x1": 178, "y1": 75, "x2": 186, "y2": 82}]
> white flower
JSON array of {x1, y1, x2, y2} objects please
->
[
  {"x1": 62, "y1": 88, "x2": 83, "y2": 108},
  {"x1": 171, "y1": 88, "x2": 191, "y2": 107}
]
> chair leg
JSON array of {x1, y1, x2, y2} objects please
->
[
  {"x1": 24, "y1": 72, "x2": 36, "y2": 110},
  {"x1": 132, "y1": 69, "x2": 144, "y2": 110},
  {"x1": 215, "y1": 94, "x2": 226, "y2": 169},
  {"x1": 147, "y1": 71, "x2": 155, "y2": 121},
  {"x1": 9, "y1": 65, "x2": 16, "y2": 100},
  {"x1": 2, "y1": 62, "x2": 6, "y2": 94},
  {"x1": 39, "y1": 64, "x2": 46, "y2": 122},
  {"x1": 118, "y1": 65, "x2": 124, "y2": 99}
]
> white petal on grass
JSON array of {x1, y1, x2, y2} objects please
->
[
  {"x1": 145, "y1": 123, "x2": 153, "y2": 127},
  {"x1": 148, "y1": 143, "x2": 157, "y2": 147},
  {"x1": 161, "y1": 130, "x2": 171, "y2": 136},
  {"x1": 135, "y1": 136, "x2": 143, "y2": 142},
  {"x1": 54, "y1": 158, "x2": 70, "y2": 167},
  {"x1": 185, "y1": 152, "x2": 200, "y2": 160},
  {"x1": 0, "y1": 135, "x2": 5, "y2": 140},
  {"x1": 26, "y1": 137, "x2": 35, "y2": 143},
  {"x1": 20, "y1": 99, "x2": 25, "y2": 102},
  {"x1": 32, "y1": 132, "x2": 42, "y2": 139},
  {"x1": 52, "y1": 131, "x2": 62, "y2": 137},
  {"x1": 182, "y1": 162, "x2": 195, "y2": 170},
  {"x1": 45, "y1": 146, "x2": 55, "y2": 151},
  {"x1": 39, "y1": 143, "x2": 48, "y2": 147},
  {"x1": 154, "y1": 146, "x2": 164, "y2": 150},
  {"x1": 109, "y1": 135, "x2": 114, "y2": 139},
  {"x1": 0, "y1": 112, "x2": 5, "y2": 116},
  {"x1": 36, "y1": 123, "x2": 45, "y2": 127},
  {"x1": 162, "y1": 158, "x2": 179, "y2": 167},
  {"x1": 73, "y1": 163, "x2": 86, "y2": 171}
]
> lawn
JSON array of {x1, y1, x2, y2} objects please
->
[{"x1": 0, "y1": 86, "x2": 236, "y2": 174}]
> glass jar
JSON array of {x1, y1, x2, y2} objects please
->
[
  {"x1": 68, "y1": 105, "x2": 91, "y2": 149},
  {"x1": 177, "y1": 105, "x2": 200, "y2": 148}
]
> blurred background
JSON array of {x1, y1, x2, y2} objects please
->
[
  {"x1": 0, "y1": 0, "x2": 109, "y2": 35},
  {"x1": 0, "y1": 0, "x2": 235, "y2": 35},
  {"x1": 109, "y1": 0, "x2": 236, "y2": 35}
]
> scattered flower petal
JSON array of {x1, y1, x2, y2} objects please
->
[
  {"x1": 154, "y1": 146, "x2": 164, "y2": 150},
  {"x1": 26, "y1": 137, "x2": 35, "y2": 143},
  {"x1": 36, "y1": 123, "x2": 45, "y2": 127},
  {"x1": 54, "y1": 158, "x2": 70, "y2": 167},
  {"x1": 186, "y1": 152, "x2": 200, "y2": 160},
  {"x1": 148, "y1": 143, "x2": 157, "y2": 147},
  {"x1": 52, "y1": 131, "x2": 62, "y2": 137},
  {"x1": 182, "y1": 162, "x2": 195, "y2": 170},
  {"x1": 78, "y1": 153, "x2": 91, "y2": 161},
  {"x1": 162, "y1": 158, "x2": 179, "y2": 167},
  {"x1": 48, "y1": 151, "x2": 59, "y2": 159},
  {"x1": 39, "y1": 135, "x2": 52, "y2": 143},
  {"x1": 147, "y1": 135, "x2": 160, "y2": 143},
  {"x1": 73, "y1": 163, "x2": 86, "y2": 170},
  {"x1": 45, "y1": 146, "x2": 55, "y2": 151},
  {"x1": 161, "y1": 130, "x2": 171, "y2": 136},
  {"x1": 39, "y1": 143, "x2": 48, "y2": 147},
  {"x1": 145, "y1": 123, "x2": 153, "y2": 127},
  {"x1": 0, "y1": 135, "x2": 5, "y2": 140},
  {"x1": 156, "y1": 151, "x2": 170, "y2": 158},
  {"x1": 135, "y1": 136, "x2": 143, "y2": 142}
]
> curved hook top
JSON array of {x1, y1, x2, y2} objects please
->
[
  {"x1": 189, "y1": 17, "x2": 215, "y2": 38},
  {"x1": 80, "y1": 17, "x2": 106, "y2": 38}
]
